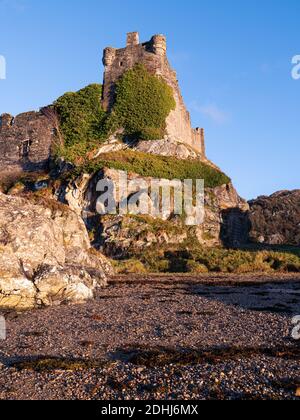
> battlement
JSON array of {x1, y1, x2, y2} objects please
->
[
  {"x1": 102, "y1": 32, "x2": 167, "y2": 71},
  {"x1": 127, "y1": 32, "x2": 140, "y2": 47},
  {"x1": 102, "y1": 32, "x2": 206, "y2": 157}
]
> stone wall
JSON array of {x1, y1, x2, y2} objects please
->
[
  {"x1": 0, "y1": 108, "x2": 55, "y2": 177},
  {"x1": 102, "y1": 32, "x2": 206, "y2": 156}
]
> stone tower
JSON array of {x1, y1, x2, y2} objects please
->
[{"x1": 102, "y1": 32, "x2": 205, "y2": 156}]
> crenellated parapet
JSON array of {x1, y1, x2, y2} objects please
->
[{"x1": 126, "y1": 32, "x2": 140, "y2": 47}]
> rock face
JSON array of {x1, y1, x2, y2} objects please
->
[
  {"x1": 102, "y1": 32, "x2": 205, "y2": 156},
  {"x1": 59, "y1": 168, "x2": 249, "y2": 255},
  {"x1": 134, "y1": 138, "x2": 201, "y2": 160},
  {"x1": 94, "y1": 137, "x2": 202, "y2": 161},
  {"x1": 0, "y1": 193, "x2": 111, "y2": 310},
  {"x1": 201, "y1": 184, "x2": 250, "y2": 248},
  {"x1": 249, "y1": 190, "x2": 300, "y2": 245}
]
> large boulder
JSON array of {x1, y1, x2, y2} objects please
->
[
  {"x1": 0, "y1": 193, "x2": 112, "y2": 310},
  {"x1": 133, "y1": 138, "x2": 201, "y2": 160},
  {"x1": 248, "y1": 190, "x2": 300, "y2": 245}
]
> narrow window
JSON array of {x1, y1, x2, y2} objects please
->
[{"x1": 19, "y1": 140, "x2": 32, "y2": 159}]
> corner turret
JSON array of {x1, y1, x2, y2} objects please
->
[
  {"x1": 151, "y1": 34, "x2": 167, "y2": 56},
  {"x1": 103, "y1": 47, "x2": 116, "y2": 67}
]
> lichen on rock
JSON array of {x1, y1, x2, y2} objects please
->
[{"x1": 0, "y1": 192, "x2": 112, "y2": 310}]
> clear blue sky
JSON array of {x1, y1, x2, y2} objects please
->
[{"x1": 0, "y1": 0, "x2": 299, "y2": 199}]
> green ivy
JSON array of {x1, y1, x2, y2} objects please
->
[
  {"x1": 112, "y1": 64, "x2": 176, "y2": 140},
  {"x1": 54, "y1": 84, "x2": 107, "y2": 161}
]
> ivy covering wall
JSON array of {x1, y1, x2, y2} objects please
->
[
  {"x1": 54, "y1": 84, "x2": 106, "y2": 161},
  {"x1": 111, "y1": 64, "x2": 176, "y2": 141},
  {"x1": 54, "y1": 65, "x2": 176, "y2": 162}
]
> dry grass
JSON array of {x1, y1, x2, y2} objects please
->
[{"x1": 113, "y1": 245, "x2": 300, "y2": 274}]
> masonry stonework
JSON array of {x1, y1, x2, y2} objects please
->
[
  {"x1": 102, "y1": 32, "x2": 206, "y2": 156},
  {"x1": 0, "y1": 109, "x2": 55, "y2": 177}
]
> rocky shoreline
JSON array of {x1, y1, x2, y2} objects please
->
[{"x1": 0, "y1": 274, "x2": 299, "y2": 400}]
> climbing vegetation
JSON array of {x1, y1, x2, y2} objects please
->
[
  {"x1": 111, "y1": 64, "x2": 176, "y2": 140},
  {"x1": 54, "y1": 66, "x2": 176, "y2": 163},
  {"x1": 54, "y1": 84, "x2": 107, "y2": 162}
]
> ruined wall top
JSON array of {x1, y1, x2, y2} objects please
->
[
  {"x1": 0, "y1": 109, "x2": 55, "y2": 177},
  {"x1": 126, "y1": 32, "x2": 140, "y2": 47},
  {"x1": 102, "y1": 32, "x2": 167, "y2": 68}
]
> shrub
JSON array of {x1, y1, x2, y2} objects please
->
[
  {"x1": 112, "y1": 64, "x2": 176, "y2": 140},
  {"x1": 260, "y1": 251, "x2": 300, "y2": 272},
  {"x1": 73, "y1": 150, "x2": 231, "y2": 188},
  {"x1": 186, "y1": 260, "x2": 209, "y2": 274},
  {"x1": 236, "y1": 262, "x2": 273, "y2": 274},
  {"x1": 152, "y1": 259, "x2": 170, "y2": 273},
  {"x1": 54, "y1": 84, "x2": 107, "y2": 162},
  {"x1": 120, "y1": 244, "x2": 300, "y2": 274},
  {"x1": 114, "y1": 259, "x2": 148, "y2": 274}
]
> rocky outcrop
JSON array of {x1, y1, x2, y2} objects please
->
[
  {"x1": 100, "y1": 215, "x2": 188, "y2": 258},
  {"x1": 199, "y1": 184, "x2": 249, "y2": 248},
  {"x1": 93, "y1": 136, "x2": 219, "y2": 167},
  {"x1": 59, "y1": 168, "x2": 249, "y2": 255},
  {"x1": 93, "y1": 136, "x2": 201, "y2": 160},
  {"x1": 249, "y1": 190, "x2": 300, "y2": 245},
  {"x1": 0, "y1": 193, "x2": 111, "y2": 310},
  {"x1": 134, "y1": 138, "x2": 201, "y2": 160}
]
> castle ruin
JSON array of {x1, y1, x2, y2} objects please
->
[
  {"x1": 102, "y1": 32, "x2": 206, "y2": 156},
  {"x1": 0, "y1": 32, "x2": 207, "y2": 180},
  {"x1": 0, "y1": 110, "x2": 56, "y2": 178}
]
